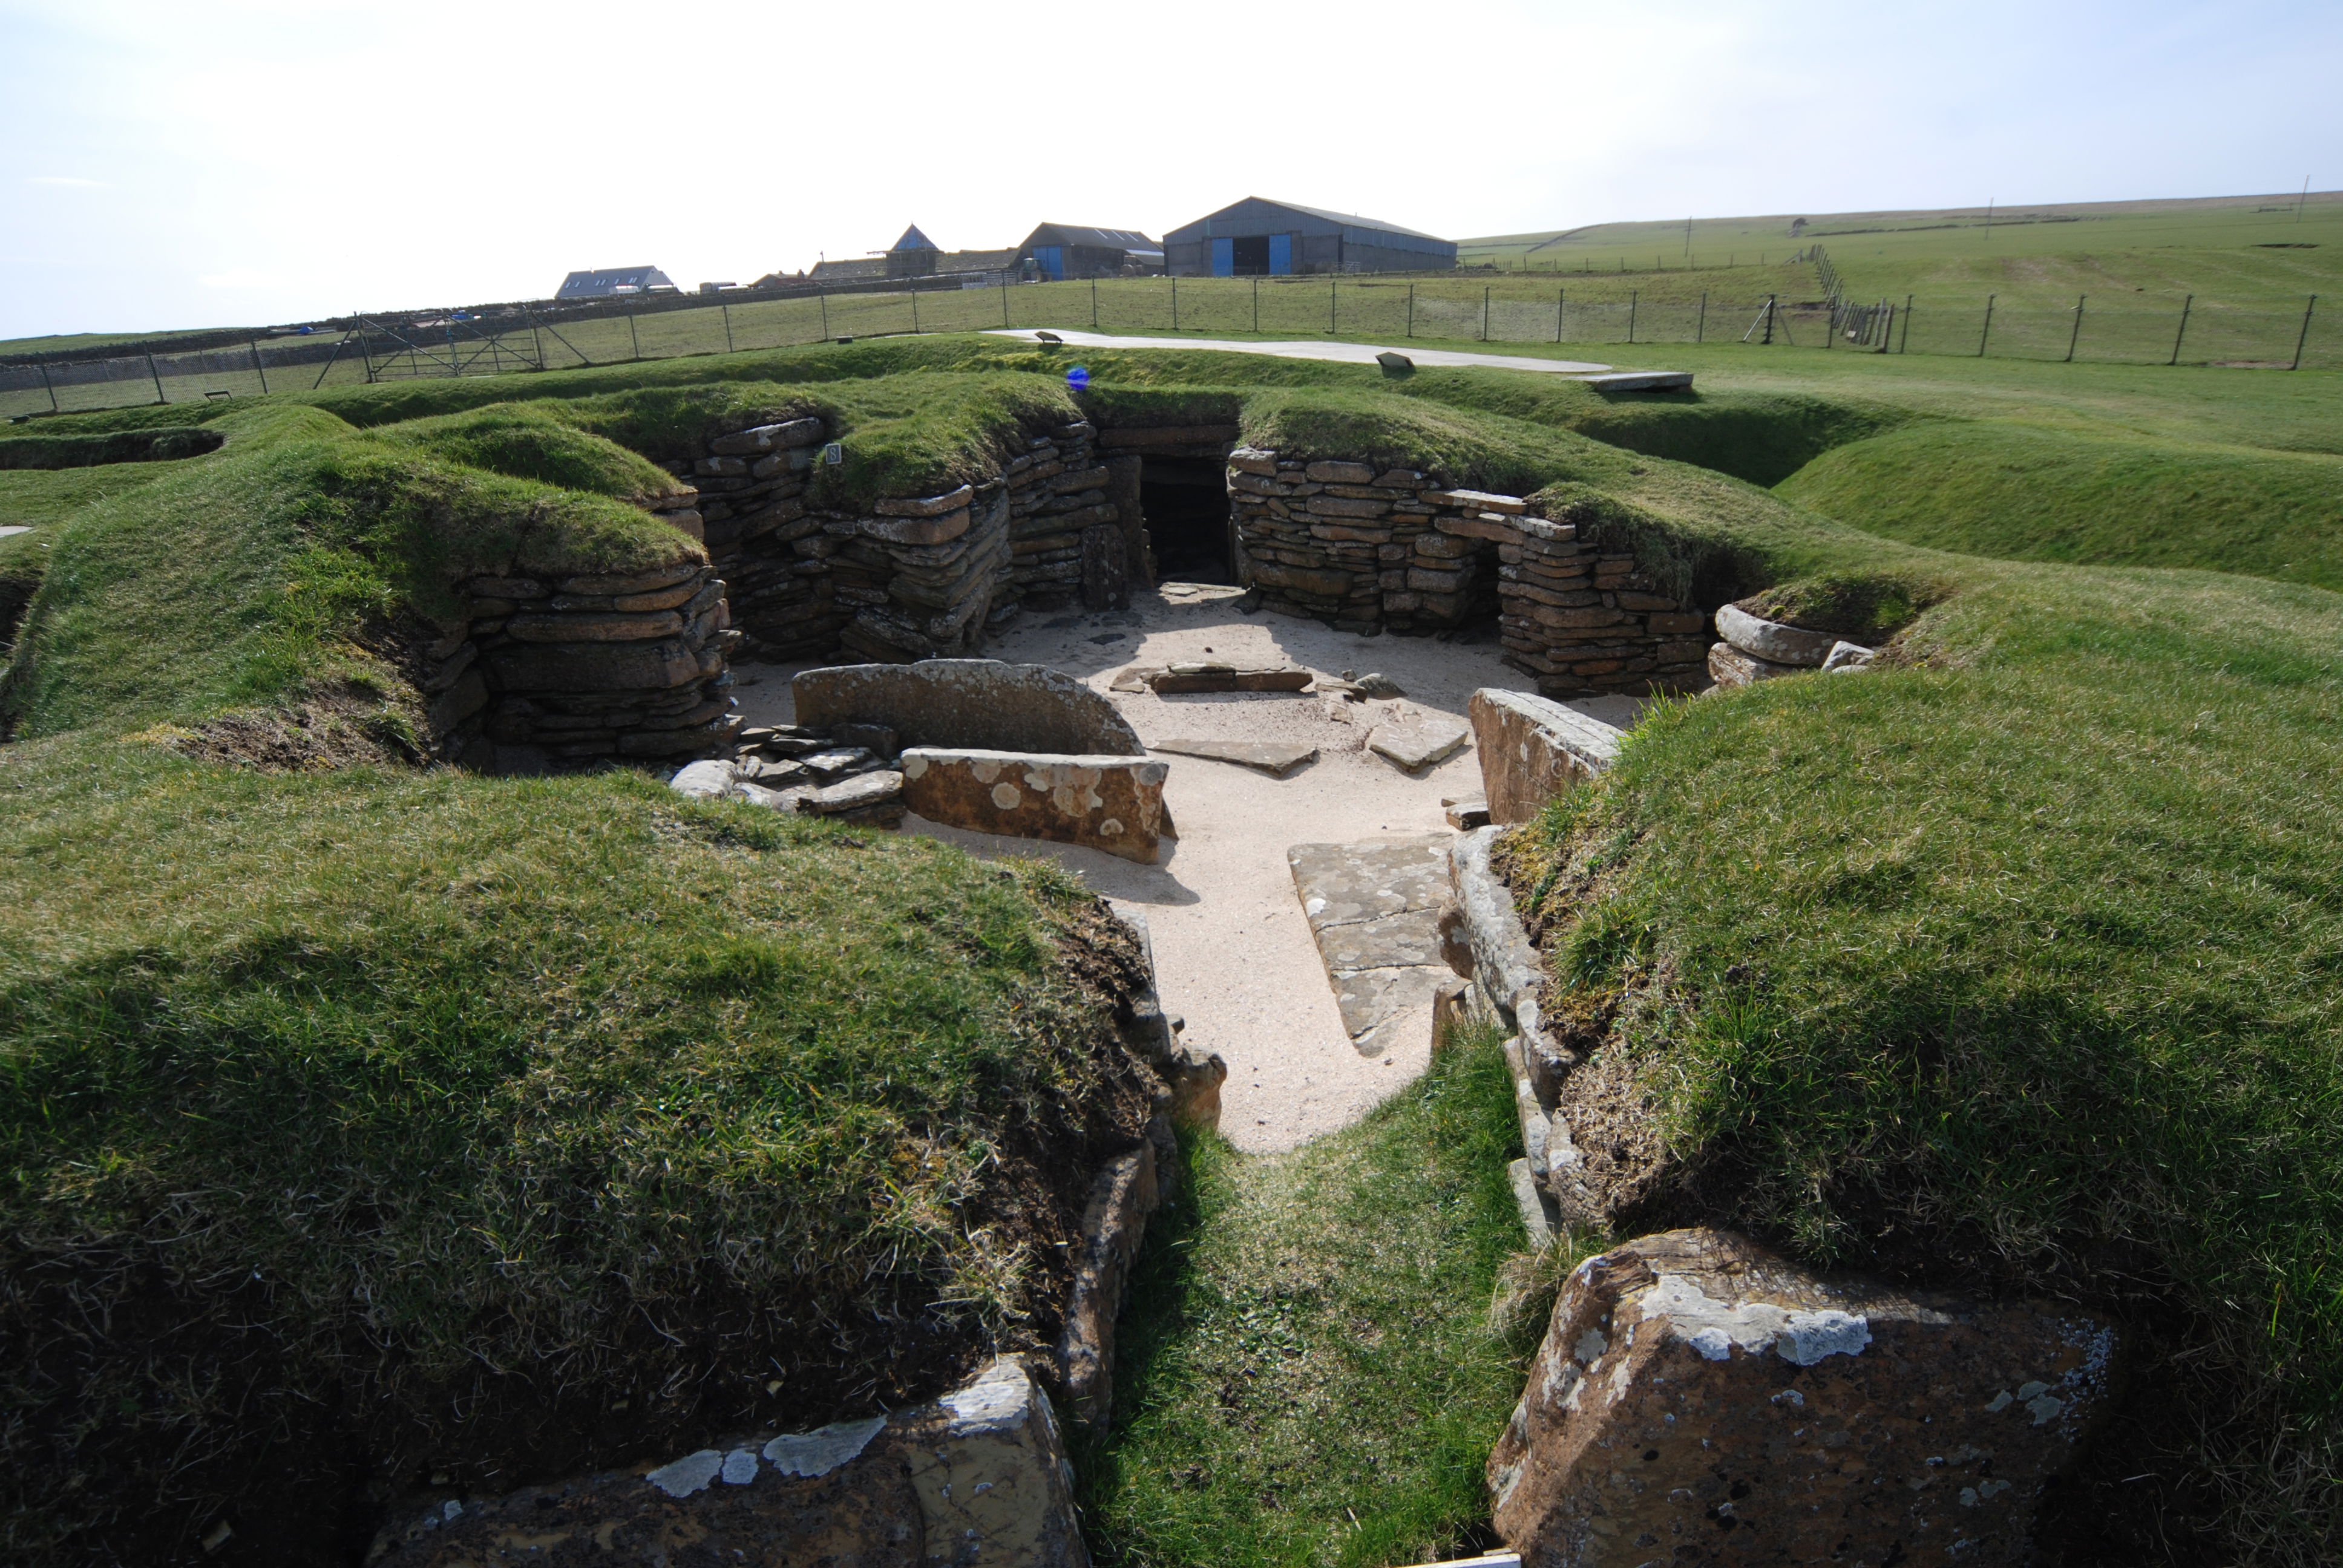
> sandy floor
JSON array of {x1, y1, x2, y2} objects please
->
[{"x1": 730, "y1": 587, "x2": 1643, "y2": 1152}]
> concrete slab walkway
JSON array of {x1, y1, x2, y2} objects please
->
[{"x1": 985, "y1": 329, "x2": 1617, "y2": 377}]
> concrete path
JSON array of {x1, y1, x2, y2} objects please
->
[{"x1": 985, "y1": 329, "x2": 1615, "y2": 377}]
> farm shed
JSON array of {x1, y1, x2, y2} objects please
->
[
  {"x1": 554, "y1": 265, "x2": 677, "y2": 299},
  {"x1": 1017, "y1": 224, "x2": 1164, "y2": 279},
  {"x1": 810, "y1": 225, "x2": 1020, "y2": 285},
  {"x1": 1164, "y1": 198, "x2": 1457, "y2": 276}
]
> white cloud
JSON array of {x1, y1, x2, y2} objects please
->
[
  {"x1": 200, "y1": 269, "x2": 284, "y2": 289},
  {"x1": 27, "y1": 176, "x2": 108, "y2": 188}
]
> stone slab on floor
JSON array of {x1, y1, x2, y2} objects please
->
[
  {"x1": 1367, "y1": 714, "x2": 1471, "y2": 773},
  {"x1": 1151, "y1": 737, "x2": 1318, "y2": 776},
  {"x1": 1288, "y1": 834, "x2": 1457, "y2": 1057}
]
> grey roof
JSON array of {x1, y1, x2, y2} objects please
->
[
  {"x1": 555, "y1": 265, "x2": 675, "y2": 298},
  {"x1": 1022, "y1": 223, "x2": 1162, "y2": 253},
  {"x1": 1248, "y1": 199, "x2": 1447, "y2": 242}
]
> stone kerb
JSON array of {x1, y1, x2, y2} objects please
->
[
  {"x1": 1225, "y1": 448, "x2": 1710, "y2": 697},
  {"x1": 422, "y1": 558, "x2": 738, "y2": 773},
  {"x1": 1489, "y1": 1228, "x2": 2117, "y2": 1568}
]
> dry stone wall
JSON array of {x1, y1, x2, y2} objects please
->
[
  {"x1": 654, "y1": 417, "x2": 1119, "y2": 665},
  {"x1": 1227, "y1": 446, "x2": 1711, "y2": 697},
  {"x1": 421, "y1": 558, "x2": 738, "y2": 772}
]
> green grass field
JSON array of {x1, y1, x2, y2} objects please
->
[
  {"x1": 8, "y1": 328, "x2": 2343, "y2": 1563},
  {"x1": 13, "y1": 190, "x2": 2341, "y2": 423}
]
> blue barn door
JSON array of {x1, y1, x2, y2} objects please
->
[
  {"x1": 1211, "y1": 237, "x2": 1234, "y2": 277},
  {"x1": 1268, "y1": 234, "x2": 1293, "y2": 275},
  {"x1": 1036, "y1": 246, "x2": 1065, "y2": 280}
]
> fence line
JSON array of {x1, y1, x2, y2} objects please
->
[{"x1": 4, "y1": 270, "x2": 2333, "y2": 419}]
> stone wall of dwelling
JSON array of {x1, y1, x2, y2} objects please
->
[
  {"x1": 653, "y1": 417, "x2": 1116, "y2": 665},
  {"x1": 1226, "y1": 445, "x2": 1711, "y2": 697},
  {"x1": 421, "y1": 558, "x2": 738, "y2": 771}
]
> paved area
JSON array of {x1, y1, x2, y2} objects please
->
[
  {"x1": 985, "y1": 329, "x2": 1614, "y2": 377},
  {"x1": 1289, "y1": 835, "x2": 1458, "y2": 1059}
]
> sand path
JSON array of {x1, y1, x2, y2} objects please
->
[{"x1": 733, "y1": 587, "x2": 1640, "y2": 1152}]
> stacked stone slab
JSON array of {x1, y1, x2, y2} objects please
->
[
  {"x1": 652, "y1": 416, "x2": 845, "y2": 663},
  {"x1": 645, "y1": 416, "x2": 1116, "y2": 665},
  {"x1": 421, "y1": 560, "x2": 739, "y2": 770},
  {"x1": 1002, "y1": 420, "x2": 1116, "y2": 613},
  {"x1": 1225, "y1": 446, "x2": 1709, "y2": 697}
]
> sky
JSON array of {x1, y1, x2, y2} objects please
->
[{"x1": 1, "y1": 0, "x2": 2337, "y2": 341}]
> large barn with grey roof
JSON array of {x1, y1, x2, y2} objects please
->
[{"x1": 1163, "y1": 198, "x2": 1457, "y2": 276}]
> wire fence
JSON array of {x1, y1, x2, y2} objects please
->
[{"x1": 4, "y1": 269, "x2": 2332, "y2": 420}]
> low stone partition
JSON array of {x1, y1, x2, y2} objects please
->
[
  {"x1": 795, "y1": 659, "x2": 1142, "y2": 756},
  {"x1": 1490, "y1": 1229, "x2": 2117, "y2": 1568},
  {"x1": 422, "y1": 560, "x2": 738, "y2": 771},
  {"x1": 1226, "y1": 447, "x2": 1711, "y2": 697},
  {"x1": 902, "y1": 749, "x2": 1170, "y2": 864},
  {"x1": 373, "y1": 1356, "x2": 1090, "y2": 1568},
  {"x1": 1468, "y1": 690, "x2": 1624, "y2": 825}
]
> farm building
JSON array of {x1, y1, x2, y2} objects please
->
[
  {"x1": 1015, "y1": 223, "x2": 1164, "y2": 279},
  {"x1": 808, "y1": 225, "x2": 1020, "y2": 286},
  {"x1": 554, "y1": 265, "x2": 677, "y2": 299},
  {"x1": 1164, "y1": 198, "x2": 1457, "y2": 276}
]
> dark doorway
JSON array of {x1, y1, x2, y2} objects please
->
[
  {"x1": 1230, "y1": 235, "x2": 1271, "y2": 276},
  {"x1": 1140, "y1": 456, "x2": 1232, "y2": 583}
]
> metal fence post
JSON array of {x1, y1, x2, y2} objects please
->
[
  {"x1": 2065, "y1": 295, "x2": 2085, "y2": 362},
  {"x1": 37, "y1": 358, "x2": 57, "y2": 413},
  {"x1": 1763, "y1": 294, "x2": 1777, "y2": 345},
  {"x1": 909, "y1": 287, "x2": 919, "y2": 335},
  {"x1": 2293, "y1": 294, "x2": 2319, "y2": 371},
  {"x1": 145, "y1": 349, "x2": 166, "y2": 404},
  {"x1": 1405, "y1": 283, "x2": 1411, "y2": 338},
  {"x1": 1257, "y1": 277, "x2": 1263, "y2": 335},
  {"x1": 1003, "y1": 276, "x2": 1011, "y2": 330},
  {"x1": 628, "y1": 310, "x2": 641, "y2": 362},
  {"x1": 1900, "y1": 295, "x2": 1913, "y2": 353},
  {"x1": 1978, "y1": 294, "x2": 1996, "y2": 357},
  {"x1": 526, "y1": 306, "x2": 545, "y2": 370},
  {"x1": 1696, "y1": 292, "x2": 1706, "y2": 344},
  {"x1": 1556, "y1": 287, "x2": 1565, "y2": 344},
  {"x1": 819, "y1": 289, "x2": 830, "y2": 341},
  {"x1": 723, "y1": 298, "x2": 735, "y2": 352},
  {"x1": 2169, "y1": 295, "x2": 2193, "y2": 365},
  {"x1": 1172, "y1": 275, "x2": 1179, "y2": 331},
  {"x1": 1628, "y1": 290, "x2": 1637, "y2": 344},
  {"x1": 1093, "y1": 275, "x2": 1099, "y2": 330},
  {"x1": 1329, "y1": 275, "x2": 1337, "y2": 334},
  {"x1": 249, "y1": 339, "x2": 269, "y2": 394},
  {"x1": 1481, "y1": 285, "x2": 1490, "y2": 342}
]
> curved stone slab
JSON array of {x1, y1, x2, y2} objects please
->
[
  {"x1": 1717, "y1": 602, "x2": 1838, "y2": 667},
  {"x1": 794, "y1": 660, "x2": 1143, "y2": 757}
]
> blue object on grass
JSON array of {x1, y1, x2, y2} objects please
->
[{"x1": 1066, "y1": 364, "x2": 1090, "y2": 391}]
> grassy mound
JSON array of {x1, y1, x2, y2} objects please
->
[
  {"x1": 0, "y1": 364, "x2": 1165, "y2": 1564},
  {"x1": 1778, "y1": 419, "x2": 2343, "y2": 592},
  {"x1": 0, "y1": 426, "x2": 223, "y2": 469},
  {"x1": 0, "y1": 735, "x2": 1153, "y2": 1563}
]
